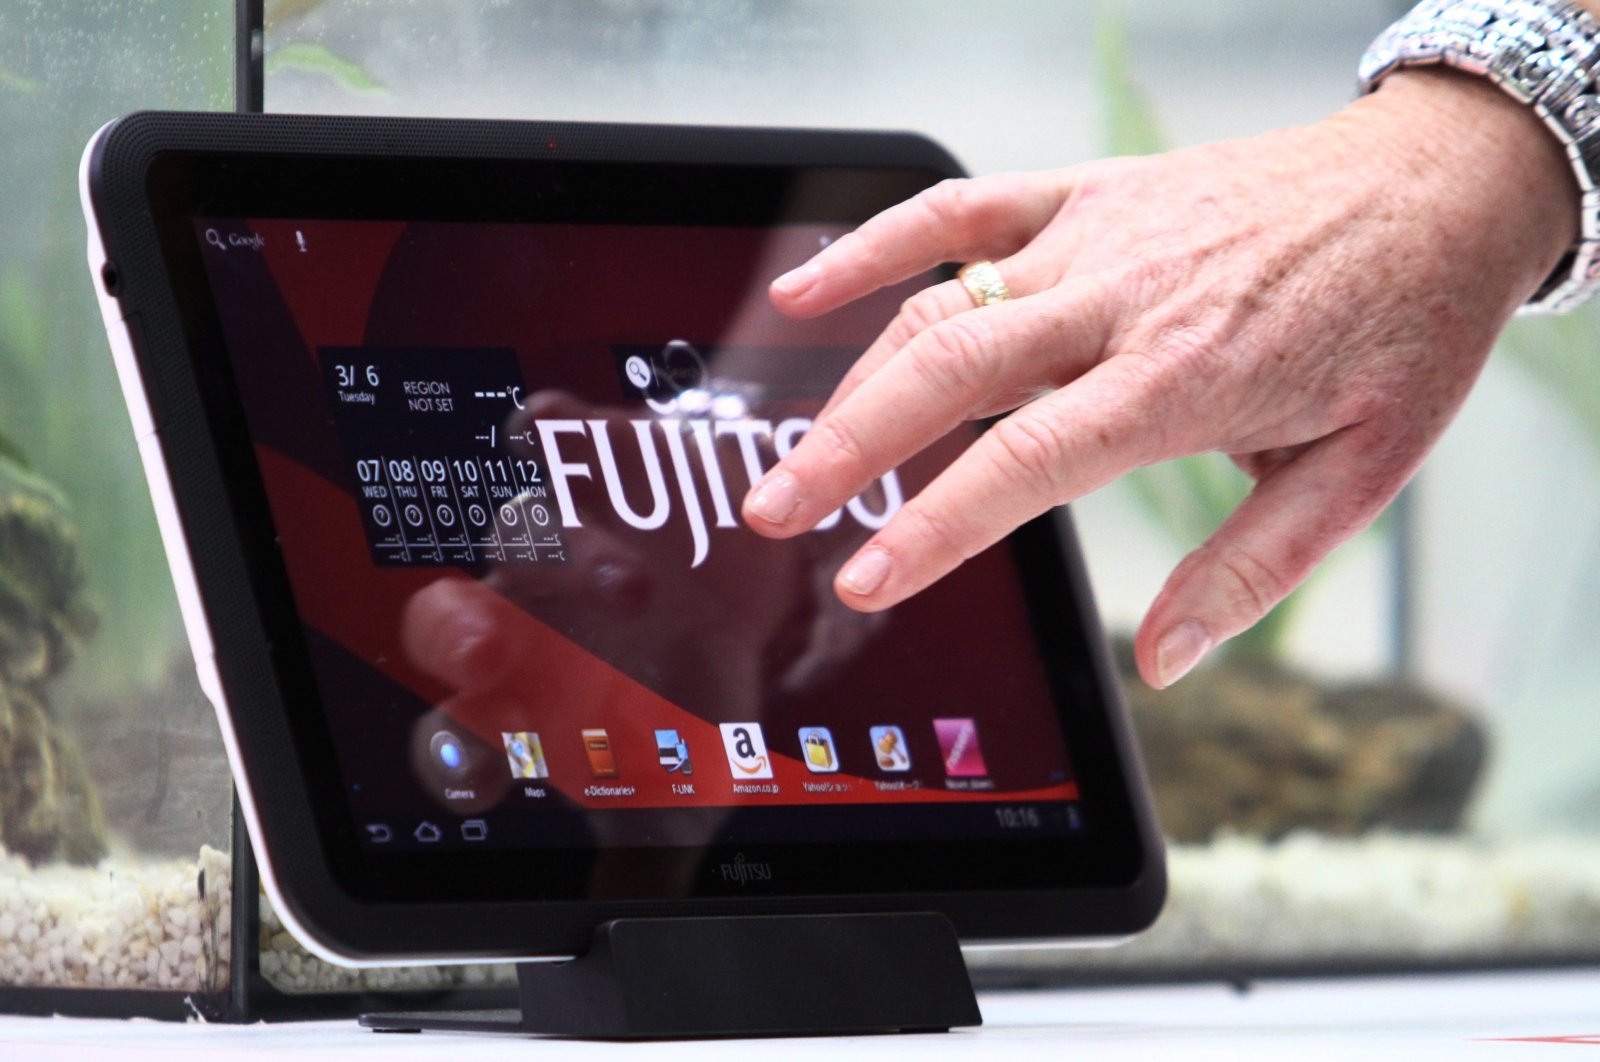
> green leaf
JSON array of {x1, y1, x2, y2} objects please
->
[
  {"x1": 266, "y1": 0, "x2": 334, "y2": 31},
  {"x1": 1093, "y1": 6, "x2": 1166, "y2": 158},
  {"x1": 0, "y1": 266, "x2": 46, "y2": 361},
  {"x1": 0, "y1": 66, "x2": 41, "y2": 95},
  {"x1": 264, "y1": 42, "x2": 385, "y2": 94},
  {"x1": 1497, "y1": 304, "x2": 1600, "y2": 452},
  {"x1": 1091, "y1": 7, "x2": 1245, "y2": 561},
  {"x1": 0, "y1": 429, "x2": 28, "y2": 470},
  {"x1": 1087, "y1": 5, "x2": 1410, "y2": 664},
  {"x1": 1091, "y1": 8, "x2": 1303, "y2": 659},
  {"x1": 1121, "y1": 453, "x2": 1248, "y2": 547}
]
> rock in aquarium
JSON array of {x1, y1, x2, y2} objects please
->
[
  {"x1": 1115, "y1": 638, "x2": 1487, "y2": 843},
  {"x1": 0, "y1": 454, "x2": 106, "y2": 865}
]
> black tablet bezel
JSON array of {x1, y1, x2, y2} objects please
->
[{"x1": 86, "y1": 111, "x2": 1164, "y2": 962}]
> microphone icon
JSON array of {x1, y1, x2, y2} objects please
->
[{"x1": 295, "y1": 230, "x2": 308, "y2": 253}]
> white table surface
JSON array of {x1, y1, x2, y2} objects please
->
[{"x1": 1, "y1": 969, "x2": 1596, "y2": 1060}]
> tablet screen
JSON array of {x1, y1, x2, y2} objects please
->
[
  {"x1": 189, "y1": 211, "x2": 1086, "y2": 856},
  {"x1": 90, "y1": 117, "x2": 1164, "y2": 953}
]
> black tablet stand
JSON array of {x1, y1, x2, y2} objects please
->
[{"x1": 360, "y1": 911, "x2": 982, "y2": 1040}]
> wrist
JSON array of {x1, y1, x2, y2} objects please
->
[{"x1": 1343, "y1": 66, "x2": 1579, "y2": 308}]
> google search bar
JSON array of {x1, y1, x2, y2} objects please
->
[{"x1": 203, "y1": 227, "x2": 266, "y2": 252}]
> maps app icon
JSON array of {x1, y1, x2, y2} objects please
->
[{"x1": 501, "y1": 731, "x2": 548, "y2": 779}]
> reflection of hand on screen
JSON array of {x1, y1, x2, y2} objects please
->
[{"x1": 399, "y1": 387, "x2": 882, "y2": 745}]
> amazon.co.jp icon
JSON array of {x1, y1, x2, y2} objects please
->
[{"x1": 719, "y1": 722, "x2": 773, "y2": 780}]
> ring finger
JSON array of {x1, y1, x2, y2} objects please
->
[{"x1": 818, "y1": 250, "x2": 1062, "y2": 420}]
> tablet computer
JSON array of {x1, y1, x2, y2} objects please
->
[{"x1": 81, "y1": 111, "x2": 1164, "y2": 965}]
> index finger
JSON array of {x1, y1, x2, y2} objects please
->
[
  {"x1": 770, "y1": 171, "x2": 1071, "y2": 318},
  {"x1": 829, "y1": 357, "x2": 1191, "y2": 611}
]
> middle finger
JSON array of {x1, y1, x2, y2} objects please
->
[{"x1": 744, "y1": 276, "x2": 1112, "y2": 536}]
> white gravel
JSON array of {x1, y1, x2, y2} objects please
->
[
  {"x1": 0, "y1": 844, "x2": 229, "y2": 993},
  {"x1": 4, "y1": 832, "x2": 1599, "y2": 996},
  {"x1": 974, "y1": 830, "x2": 1600, "y2": 973},
  {"x1": 257, "y1": 896, "x2": 514, "y2": 994}
]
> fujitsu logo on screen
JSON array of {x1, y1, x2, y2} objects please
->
[{"x1": 535, "y1": 415, "x2": 902, "y2": 568}]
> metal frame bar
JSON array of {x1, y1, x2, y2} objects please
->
[{"x1": 236, "y1": 0, "x2": 264, "y2": 113}]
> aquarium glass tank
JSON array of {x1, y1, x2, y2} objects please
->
[
  {"x1": 5, "y1": 0, "x2": 1595, "y2": 1010},
  {"x1": 263, "y1": 0, "x2": 1600, "y2": 980},
  {"x1": 0, "y1": 0, "x2": 524, "y2": 1016},
  {"x1": 0, "y1": 0, "x2": 238, "y2": 1007}
]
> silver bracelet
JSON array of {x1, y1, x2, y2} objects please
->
[{"x1": 1359, "y1": 0, "x2": 1600, "y2": 314}]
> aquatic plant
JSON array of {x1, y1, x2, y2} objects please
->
[
  {"x1": 0, "y1": 0, "x2": 231, "y2": 695},
  {"x1": 1092, "y1": 8, "x2": 1319, "y2": 661},
  {"x1": 0, "y1": 453, "x2": 106, "y2": 864}
]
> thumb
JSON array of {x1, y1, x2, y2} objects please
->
[{"x1": 1134, "y1": 424, "x2": 1413, "y2": 689}]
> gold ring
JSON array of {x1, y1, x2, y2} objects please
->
[{"x1": 958, "y1": 260, "x2": 1012, "y2": 307}]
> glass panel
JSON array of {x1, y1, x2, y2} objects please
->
[
  {"x1": 0, "y1": 0, "x2": 235, "y2": 996},
  {"x1": 258, "y1": 893, "x2": 517, "y2": 994},
  {"x1": 263, "y1": 0, "x2": 1600, "y2": 979}
]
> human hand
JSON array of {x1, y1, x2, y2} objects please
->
[{"x1": 741, "y1": 70, "x2": 1577, "y2": 689}]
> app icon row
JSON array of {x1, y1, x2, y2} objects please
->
[{"x1": 494, "y1": 719, "x2": 988, "y2": 783}]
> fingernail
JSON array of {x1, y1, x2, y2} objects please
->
[
  {"x1": 1154, "y1": 620, "x2": 1212, "y2": 689},
  {"x1": 839, "y1": 547, "x2": 892, "y2": 597},
  {"x1": 772, "y1": 262, "x2": 821, "y2": 297},
  {"x1": 746, "y1": 471, "x2": 801, "y2": 525}
]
